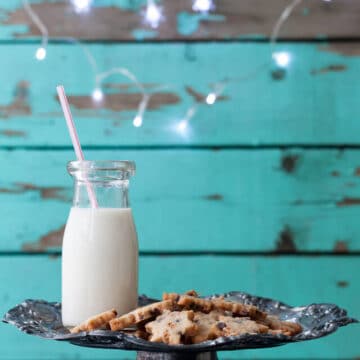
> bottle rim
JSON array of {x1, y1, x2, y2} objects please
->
[{"x1": 67, "y1": 160, "x2": 135, "y2": 176}]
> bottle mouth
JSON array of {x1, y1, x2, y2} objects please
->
[{"x1": 67, "y1": 160, "x2": 136, "y2": 181}]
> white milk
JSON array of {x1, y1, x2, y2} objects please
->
[{"x1": 62, "y1": 207, "x2": 138, "y2": 326}]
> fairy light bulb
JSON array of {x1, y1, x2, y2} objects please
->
[
  {"x1": 35, "y1": 47, "x2": 46, "y2": 61},
  {"x1": 133, "y1": 115, "x2": 143, "y2": 127},
  {"x1": 177, "y1": 120, "x2": 188, "y2": 133},
  {"x1": 193, "y1": 0, "x2": 214, "y2": 12},
  {"x1": 72, "y1": 0, "x2": 92, "y2": 12},
  {"x1": 206, "y1": 92, "x2": 217, "y2": 105},
  {"x1": 272, "y1": 51, "x2": 291, "y2": 68},
  {"x1": 92, "y1": 88, "x2": 103, "y2": 102},
  {"x1": 144, "y1": 1, "x2": 163, "y2": 28}
]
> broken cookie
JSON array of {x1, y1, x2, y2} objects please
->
[
  {"x1": 71, "y1": 309, "x2": 117, "y2": 334},
  {"x1": 109, "y1": 300, "x2": 174, "y2": 331}
]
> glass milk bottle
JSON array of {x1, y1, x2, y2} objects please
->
[{"x1": 62, "y1": 160, "x2": 138, "y2": 326}]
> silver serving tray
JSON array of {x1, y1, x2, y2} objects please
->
[{"x1": 2, "y1": 292, "x2": 358, "y2": 353}]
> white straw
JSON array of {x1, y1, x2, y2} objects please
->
[{"x1": 56, "y1": 85, "x2": 98, "y2": 208}]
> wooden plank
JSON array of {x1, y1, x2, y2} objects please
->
[
  {"x1": 0, "y1": 255, "x2": 358, "y2": 359},
  {"x1": 2, "y1": 149, "x2": 360, "y2": 252},
  {"x1": 0, "y1": 43, "x2": 359, "y2": 146},
  {"x1": 0, "y1": 0, "x2": 359, "y2": 41}
]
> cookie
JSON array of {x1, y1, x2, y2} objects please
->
[
  {"x1": 191, "y1": 311, "x2": 222, "y2": 343},
  {"x1": 212, "y1": 299, "x2": 266, "y2": 320},
  {"x1": 191, "y1": 313, "x2": 269, "y2": 344},
  {"x1": 177, "y1": 295, "x2": 213, "y2": 313},
  {"x1": 163, "y1": 292, "x2": 180, "y2": 302},
  {"x1": 259, "y1": 315, "x2": 302, "y2": 336},
  {"x1": 215, "y1": 315, "x2": 269, "y2": 337},
  {"x1": 163, "y1": 290, "x2": 199, "y2": 302},
  {"x1": 176, "y1": 295, "x2": 266, "y2": 320},
  {"x1": 185, "y1": 290, "x2": 199, "y2": 297},
  {"x1": 70, "y1": 309, "x2": 117, "y2": 334},
  {"x1": 145, "y1": 310, "x2": 198, "y2": 345},
  {"x1": 109, "y1": 300, "x2": 174, "y2": 331}
]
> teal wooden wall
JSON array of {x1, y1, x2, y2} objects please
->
[{"x1": 0, "y1": 1, "x2": 359, "y2": 359}]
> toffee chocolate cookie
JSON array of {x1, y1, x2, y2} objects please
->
[
  {"x1": 109, "y1": 300, "x2": 174, "y2": 331},
  {"x1": 145, "y1": 310, "x2": 198, "y2": 345}
]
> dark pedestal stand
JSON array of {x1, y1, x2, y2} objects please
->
[{"x1": 136, "y1": 351, "x2": 218, "y2": 360}]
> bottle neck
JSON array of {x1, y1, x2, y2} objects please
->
[{"x1": 72, "y1": 179, "x2": 130, "y2": 208}]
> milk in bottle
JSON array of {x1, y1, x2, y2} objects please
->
[{"x1": 62, "y1": 161, "x2": 138, "y2": 326}]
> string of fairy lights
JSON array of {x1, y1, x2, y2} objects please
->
[{"x1": 22, "y1": 0, "x2": 332, "y2": 133}]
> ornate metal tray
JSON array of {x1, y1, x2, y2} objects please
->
[{"x1": 3, "y1": 292, "x2": 357, "y2": 360}]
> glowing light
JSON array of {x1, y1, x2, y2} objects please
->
[
  {"x1": 22, "y1": 0, "x2": 305, "y2": 128},
  {"x1": 144, "y1": 1, "x2": 163, "y2": 28},
  {"x1": 177, "y1": 120, "x2": 188, "y2": 133},
  {"x1": 35, "y1": 47, "x2": 46, "y2": 60},
  {"x1": 205, "y1": 92, "x2": 217, "y2": 105},
  {"x1": 192, "y1": 0, "x2": 214, "y2": 12},
  {"x1": 72, "y1": 0, "x2": 92, "y2": 12},
  {"x1": 133, "y1": 115, "x2": 143, "y2": 127},
  {"x1": 92, "y1": 88, "x2": 104, "y2": 102},
  {"x1": 272, "y1": 51, "x2": 291, "y2": 68}
]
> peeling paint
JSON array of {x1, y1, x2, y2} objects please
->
[
  {"x1": 302, "y1": 7, "x2": 309, "y2": 16},
  {"x1": 185, "y1": 86, "x2": 205, "y2": 102},
  {"x1": 337, "y1": 281, "x2": 348, "y2": 288},
  {"x1": 281, "y1": 154, "x2": 299, "y2": 174},
  {"x1": 271, "y1": 69, "x2": 286, "y2": 80},
  {"x1": 177, "y1": 12, "x2": 225, "y2": 36},
  {"x1": 0, "y1": 81, "x2": 31, "y2": 119},
  {"x1": 291, "y1": 199, "x2": 333, "y2": 206},
  {"x1": 337, "y1": 197, "x2": 360, "y2": 207},
  {"x1": 131, "y1": 29, "x2": 158, "y2": 40},
  {"x1": 238, "y1": 34, "x2": 266, "y2": 41},
  {"x1": 1, "y1": 2, "x2": 141, "y2": 40},
  {"x1": 0, "y1": 182, "x2": 69, "y2": 201},
  {"x1": 311, "y1": 64, "x2": 347, "y2": 75},
  {"x1": 184, "y1": 45, "x2": 197, "y2": 62},
  {"x1": 2, "y1": 2, "x2": 360, "y2": 42},
  {"x1": 0, "y1": 129, "x2": 26, "y2": 137},
  {"x1": 185, "y1": 86, "x2": 228, "y2": 103},
  {"x1": 275, "y1": 226, "x2": 297, "y2": 253},
  {"x1": 63, "y1": 92, "x2": 180, "y2": 111},
  {"x1": 331, "y1": 170, "x2": 340, "y2": 177},
  {"x1": 320, "y1": 44, "x2": 360, "y2": 57},
  {"x1": 334, "y1": 240, "x2": 349, "y2": 253},
  {"x1": 203, "y1": 194, "x2": 223, "y2": 201},
  {"x1": 354, "y1": 167, "x2": 360, "y2": 176},
  {"x1": 315, "y1": 34, "x2": 328, "y2": 40},
  {"x1": 22, "y1": 225, "x2": 65, "y2": 252}
]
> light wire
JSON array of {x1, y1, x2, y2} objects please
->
[{"x1": 23, "y1": 0, "x2": 305, "y2": 128}]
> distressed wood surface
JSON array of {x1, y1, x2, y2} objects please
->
[
  {"x1": 0, "y1": 43, "x2": 359, "y2": 146},
  {"x1": 1, "y1": 149, "x2": 360, "y2": 252},
  {"x1": 0, "y1": 2, "x2": 358, "y2": 360},
  {"x1": 0, "y1": 255, "x2": 358, "y2": 359},
  {"x1": 0, "y1": 0, "x2": 359, "y2": 41}
]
